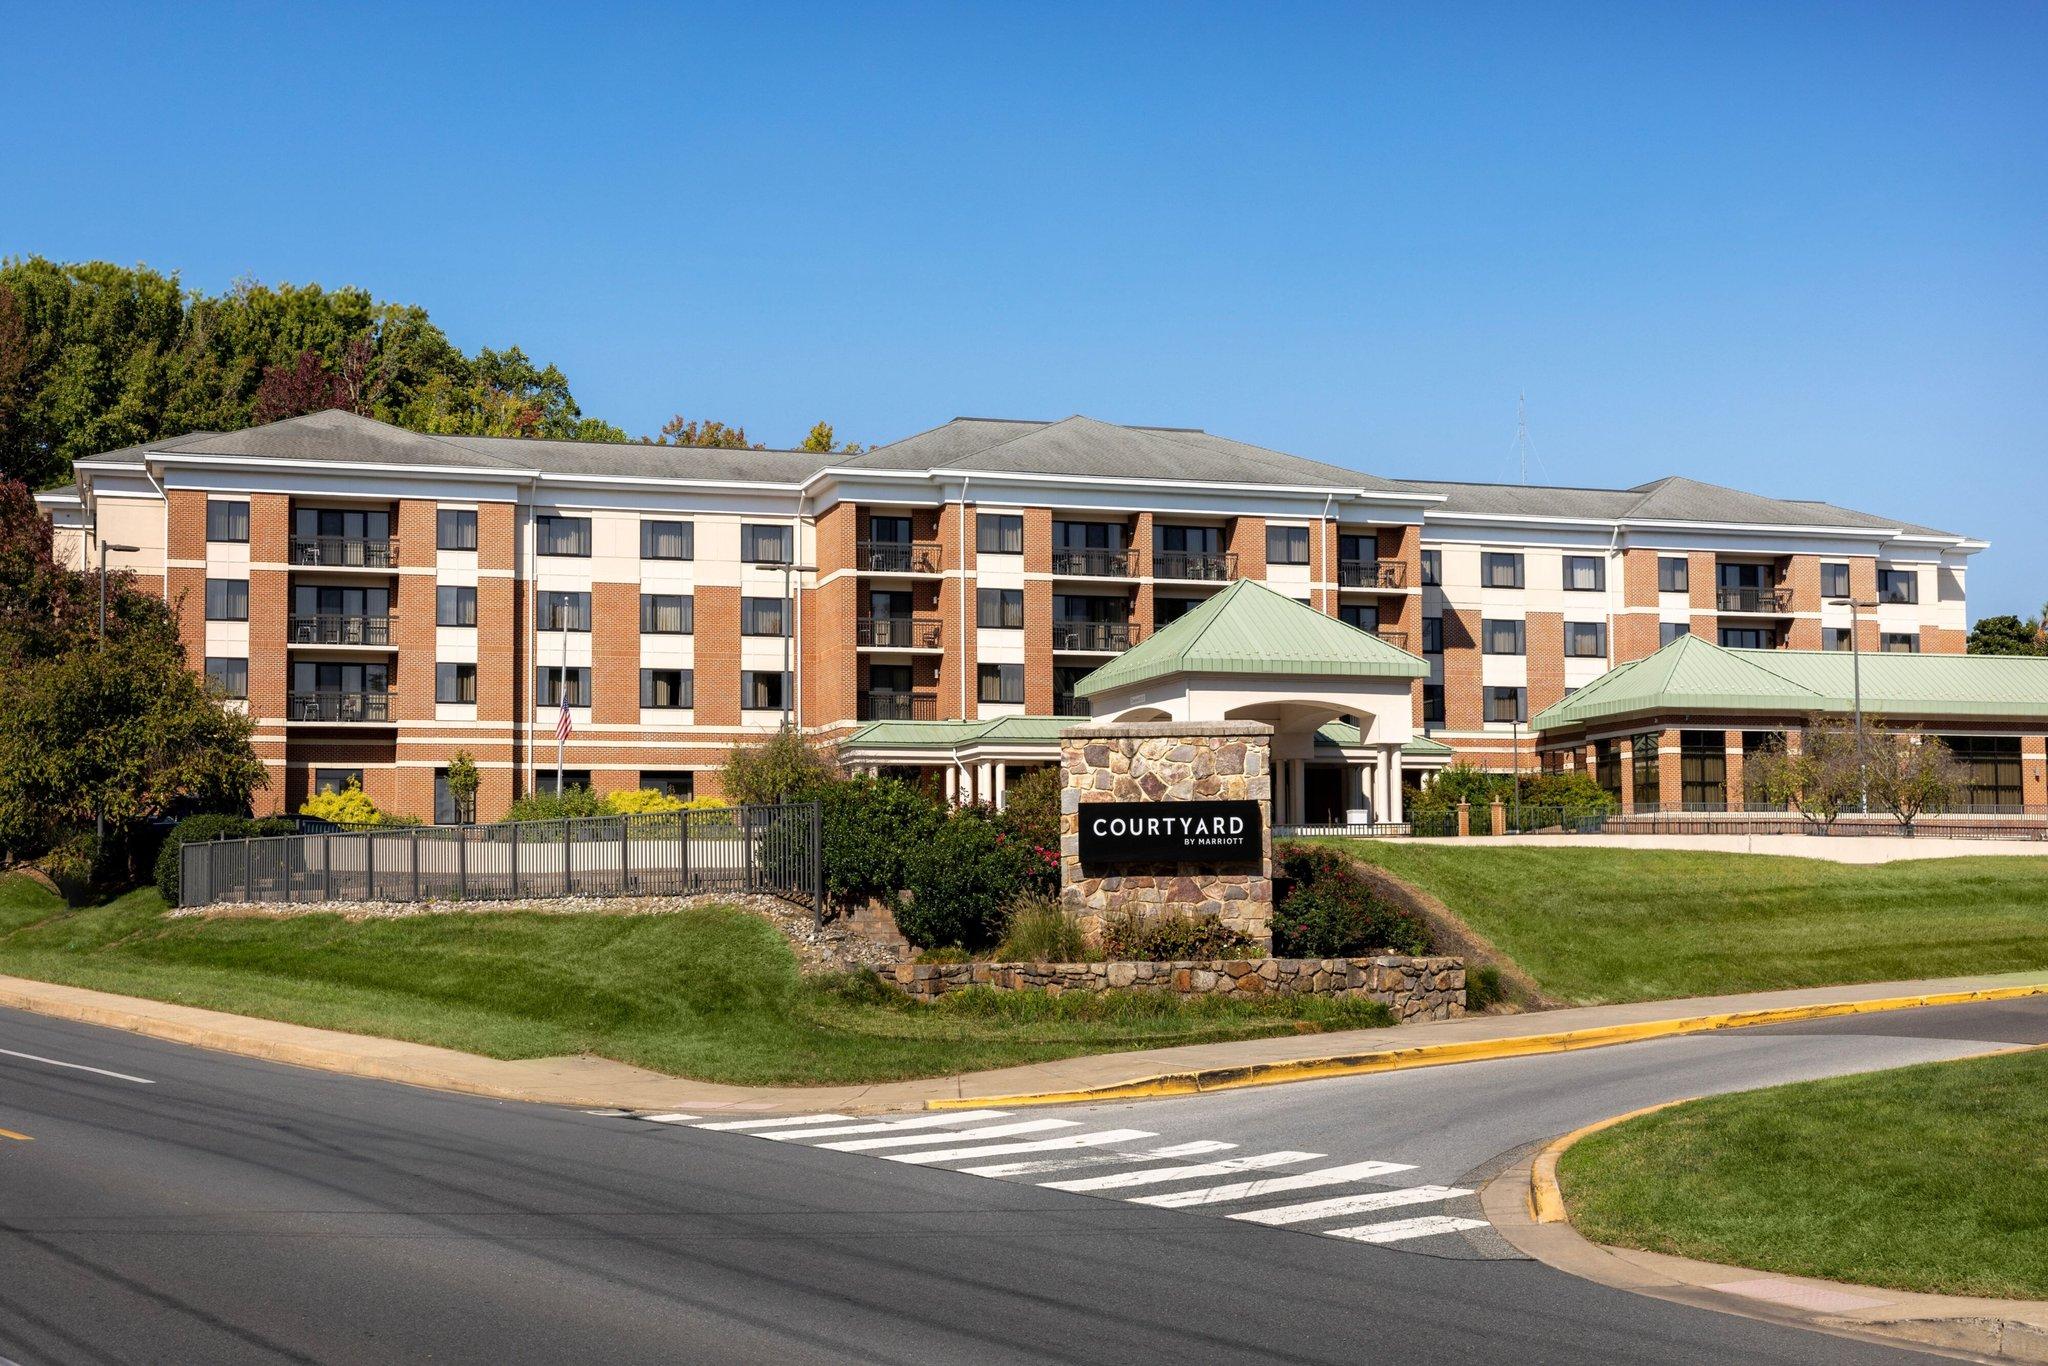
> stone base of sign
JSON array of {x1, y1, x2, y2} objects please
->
[
  {"x1": 1060, "y1": 721, "x2": 1274, "y2": 947},
  {"x1": 891, "y1": 954, "x2": 1465, "y2": 1021}
]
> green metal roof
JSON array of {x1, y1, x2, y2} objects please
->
[
  {"x1": 1532, "y1": 634, "x2": 2048, "y2": 731},
  {"x1": 840, "y1": 715, "x2": 1072, "y2": 750},
  {"x1": 1311, "y1": 722, "x2": 1453, "y2": 757},
  {"x1": 1073, "y1": 580, "x2": 1428, "y2": 699}
]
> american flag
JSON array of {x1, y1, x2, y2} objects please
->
[{"x1": 555, "y1": 691, "x2": 573, "y2": 743}]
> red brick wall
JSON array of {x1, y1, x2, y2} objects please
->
[
  {"x1": 1849, "y1": 559, "x2": 1881, "y2": 650},
  {"x1": 1023, "y1": 508, "x2": 1054, "y2": 715},
  {"x1": 591, "y1": 581, "x2": 640, "y2": 725},
  {"x1": 1526, "y1": 612, "x2": 1565, "y2": 714},
  {"x1": 1442, "y1": 606, "x2": 1484, "y2": 731},
  {"x1": 807, "y1": 503, "x2": 860, "y2": 726},
  {"x1": 1783, "y1": 555, "x2": 1820, "y2": 649},
  {"x1": 1228, "y1": 515, "x2": 1266, "y2": 581},
  {"x1": 393, "y1": 499, "x2": 438, "y2": 722},
  {"x1": 694, "y1": 586, "x2": 740, "y2": 726},
  {"x1": 934, "y1": 501, "x2": 975, "y2": 719}
]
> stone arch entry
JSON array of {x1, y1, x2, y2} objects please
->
[{"x1": 1060, "y1": 720, "x2": 1274, "y2": 948}]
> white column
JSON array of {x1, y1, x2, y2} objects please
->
[
  {"x1": 978, "y1": 762, "x2": 995, "y2": 807},
  {"x1": 944, "y1": 764, "x2": 959, "y2": 806},
  {"x1": 994, "y1": 762, "x2": 1008, "y2": 810},
  {"x1": 1289, "y1": 758, "x2": 1305, "y2": 825},
  {"x1": 1382, "y1": 745, "x2": 1404, "y2": 823}
]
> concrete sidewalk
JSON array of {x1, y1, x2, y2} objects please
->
[
  {"x1": 4, "y1": 969, "x2": 2045, "y2": 1117},
  {"x1": 1406, "y1": 832, "x2": 2048, "y2": 862}
]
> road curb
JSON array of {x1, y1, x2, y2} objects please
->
[{"x1": 927, "y1": 980, "x2": 2048, "y2": 1109}]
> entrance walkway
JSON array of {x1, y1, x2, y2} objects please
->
[{"x1": 1403, "y1": 832, "x2": 2048, "y2": 863}]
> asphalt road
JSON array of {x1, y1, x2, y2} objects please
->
[{"x1": 1, "y1": 998, "x2": 2042, "y2": 1365}]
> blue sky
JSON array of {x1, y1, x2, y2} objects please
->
[{"x1": 8, "y1": 2, "x2": 2044, "y2": 615}]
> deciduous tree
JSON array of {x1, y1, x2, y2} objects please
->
[
  {"x1": 1744, "y1": 716, "x2": 1863, "y2": 830},
  {"x1": 1864, "y1": 730, "x2": 1967, "y2": 833},
  {"x1": 1968, "y1": 613, "x2": 2044, "y2": 656}
]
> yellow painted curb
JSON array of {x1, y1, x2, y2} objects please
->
[
  {"x1": 1528, "y1": 1099, "x2": 1689, "y2": 1223},
  {"x1": 925, "y1": 979, "x2": 2048, "y2": 1110}
]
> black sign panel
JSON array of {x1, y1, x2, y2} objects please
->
[{"x1": 1078, "y1": 800, "x2": 1263, "y2": 865}]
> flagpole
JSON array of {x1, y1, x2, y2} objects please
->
[{"x1": 556, "y1": 600, "x2": 566, "y2": 792}]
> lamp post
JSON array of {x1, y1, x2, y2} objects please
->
[
  {"x1": 1829, "y1": 596, "x2": 1880, "y2": 813},
  {"x1": 94, "y1": 541, "x2": 142, "y2": 850}
]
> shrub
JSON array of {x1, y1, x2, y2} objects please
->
[
  {"x1": 604, "y1": 787, "x2": 685, "y2": 815},
  {"x1": 1271, "y1": 841, "x2": 1431, "y2": 958},
  {"x1": 819, "y1": 775, "x2": 943, "y2": 912},
  {"x1": 1466, "y1": 964, "x2": 1506, "y2": 1011},
  {"x1": 914, "y1": 946, "x2": 972, "y2": 965},
  {"x1": 722, "y1": 726, "x2": 837, "y2": 806},
  {"x1": 299, "y1": 776, "x2": 387, "y2": 827},
  {"x1": 445, "y1": 749, "x2": 480, "y2": 823},
  {"x1": 39, "y1": 831, "x2": 99, "y2": 902},
  {"x1": 995, "y1": 765, "x2": 1062, "y2": 895},
  {"x1": 995, "y1": 892, "x2": 1096, "y2": 962},
  {"x1": 1516, "y1": 772, "x2": 1619, "y2": 822},
  {"x1": 1099, "y1": 911, "x2": 1259, "y2": 961},
  {"x1": 895, "y1": 808, "x2": 1029, "y2": 950},
  {"x1": 505, "y1": 785, "x2": 608, "y2": 822}
]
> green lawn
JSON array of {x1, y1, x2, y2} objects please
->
[
  {"x1": 0, "y1": 876, "x2": 1392, "y2": 1086},
  {"x1": 1558, "y1": 1049, "x2": 2048, "y2": 1299},
  {"x1": 1332, "y1": 842, "x2": 2048, "y2": 1005}
]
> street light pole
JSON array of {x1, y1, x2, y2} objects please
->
[
  {"x1": 777, "y1": 560, "x2": 817, "y2": 731},
  {"x1": 1830, "y1": 597, "x2": 1879, "y2": 814}
]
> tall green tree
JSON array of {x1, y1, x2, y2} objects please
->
[{"x1": 1968, "y1": 613, "x2": 2044, "y2": 656}]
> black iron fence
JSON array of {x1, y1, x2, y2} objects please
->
[{"x1": 179, "y1": 802, "x2": 824, "y2": 916}]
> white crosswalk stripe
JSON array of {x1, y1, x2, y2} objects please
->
[
  {"x1": 818, "y1": 1119, "x2": 1077, "y2": 1152},
  {"x1": 1327, "y1": 1215, "x2": 1490, "y2": 1245},
  {"x1": 614, "y1": 1107, "x2": 1490, "y2": 1253},
  {"x1": 885, "y1": 1128, "x2": 1158, "y2": 1165},
  {"x1": 957, "y1": 1140, "x2": 1235, "y2": 1177},
  {"x1": 1228, "y1": 1185, "x2": 1469, "y2": 1227},
  {"x1": 1129, "y1": 1159, "x2": 1417, "y2": 1209},
  {"x1": 1044, "y1": 1150, "x2": 1323, "y2": 1193}
]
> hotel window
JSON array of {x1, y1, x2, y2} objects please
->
[
  {"x1": 1824, "y1": 627, "x2": 1853, "y2": 651},
  {"x1": 977, "y1": 588, "x2": 1024, "y2": 629},
  {"x1": 437, "y1": 509, "x2": 478, "y2": 551},
  {"x1": 1565, "y1": 622, "x2": 1607, "y2": 658},
  {"x1": 1882, "y1": 632, "x2": 1919, "y2": 653},
  {"x1": 1659, "y1": 622, "x2": 1690, "y2": 646},
  {"x1": 1156, "y1": 597, "x2": 1199, "y2": 625},
  {"x1": 535, "y1": 515, "x2": 590, "y2": 557},
  {"x1": 1055, "y1": 521, "x2": 1123, "y2": 551},
  {"x1": 1483, "y1": 619, "x2": 1525, "y2": 655},
  {"x1": 313, "y1": 768, "x2": 364, "y2": 796},
  {"x1": 1876, "y1": 568, "x2": 1918, "y2": 604},
  {"x1": 1266, "y1": 526, "x2": 1310, "y2": 565},
  {"x1": 639, "y1": 771, "x2": 696, "y2": 798},
  {"x1": 1820, "y1": 562, "x2": 1850, "y2": 599},
  {"x1": 437, "y1": 585, "x2": 477, "y2": 627},
  {"x1": 1595, "y1": 741, "x2": 1621, "y2": 798},
  {"x1": 1680, "y1": 731, "x2": 1727, "y2": 809},
  {"x1": 204, "y1": 578, "x2": 248, "y2": 621},
  {"x1": 1420, "y1": 549, "x2": 1441, "y2": 586},
  {"x1": 1658, "y1": 556, "x2": 1689, "y2": 593},
  {"x1": 1482, "y1": 552, "x2": 1524, "y2": 589},
  {"x1": 1422, "y1": 683, "x2": 1445, "y2": 726},
  {"x1": 1632, "y1": 731, "x2": 1661, "y2": 802},
  {"x1": 742, "y1": 524, "x2": 792, "y2": 564},
  {"x1": 435, "y1": 662, "x2": 477, "y2": 705},
  {"x1": 1718, "y1": 627, "x2": 1774, "y2": 649},
  {"x1": 433, "y1": 770, "x2": 466, "y2": 825},
  {"x1": 1486, "y1": 687, "x2": 1526, "y2": 723},
  {"x1": 978, "y1": 662, "x2": 1025, "y2": 705},
  {"x1": 206, "y1": 499, "x2": 250, "y2": 543},
  {"x1": 538, "y1": 590, "x2": 591, "y2": 631},
  {"x1": 1422, "y1": 617, "x2": 1443, "y2": 654},
  {"x1": 1338, "y1": 604, "x2": 1378, "y2": 633},
  {"x1": 535, "y1": 666, "x2": 591, "y2": 707},
  {"x1": 639, "y1": 668, "x2": 694, "y2": 709},
  {"x1": 977, "y1": 514, "x2": 1024, "y2": 555},
  {"x1": 641, "y1": 520, "x2": 693, "y2": 560},
  {"x1": 1940, "y1": 736, "x2": 2023, "y2": 811},
  {"x1": 640, "y1": 593, "x2": 693, "y2": 634},
  {"x1": 741, "y1": 596, "x2": 788, "y2": 636},
  {"x1": 1563, "y1": 556, "x2": 1605, "y2": 592},
  {"x1": 742, "y1": 670, "x2": 788, "y2": 710},
  {"x1": 204, "y1": 656, "x2": 247, "y2": 699},
  {"x1": 534, "y1": 769, "x2": 592, "y2": 796}
]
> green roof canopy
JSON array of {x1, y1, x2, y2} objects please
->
[
  {"x1": 1074, "y1": 580, "x2": 1427, "y2": 699},
  {"x1": 1532, "y1": 634, "x2": 2048, "y2": 732},
  {"x1": 840, "y1": 716, "x2": 1072, "y2": 750}
]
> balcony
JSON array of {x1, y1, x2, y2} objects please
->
[
  {"x1": 290, "y1": 535, "x2": 396, "y2": 570},
  {"x1": 1052, "y1": 547, "x2": 1136, "y2": 578},
  {"x1": 1053, "y1": 694, "x2": 1091, "y2": 717},
  {"x1": 288, "y1": 691, "x2": 393, "y2": 723},
  {"x1": 1716, "y1": 586, "x2": 1792, "y2": 614},
  {"x1": 1053, "y1": 620, "x2": 1138, "y2": 652},
  {"x1": 1152, "y1": 550, "x2": 1236, "y2": 582},
  {"x1": 857, "y1": 616, "x2": 944, "y2": 650},
  {"x1": 1371, "y1": 630, "x2": 1410, "y2": 651},
  {"x1": 288, "y1": 614, "x2": 394, "y2": 647},
  {"x1": 860, "y1": 691, "x2": 937, "y2": 721},
  {"x1": 1338, "y1": 559, "x2": 1407, "y2": 589},
  {"x1": 856, "y1": 540, "x2": 942, "y2": 575}
]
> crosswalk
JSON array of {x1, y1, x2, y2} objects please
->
[{"x1": 596, "y1": 1106, "x2": 1489, "y2": 1251}]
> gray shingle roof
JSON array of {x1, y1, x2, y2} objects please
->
[
  {"x1": 160, "y1": 411, "x2": 503, "y2": 469},
  {"x1": 442, "y1": 434, "x2": 834, "y2": 484},
  {"x1": 1401, "y1": 472, "x2": 1958, "y2": 538}
]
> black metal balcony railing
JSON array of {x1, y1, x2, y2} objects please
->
[
  {"x1": 1053, "y1": 620, "x2": 1137, "y2": 652},
  {"x1": 857, "y1": 616, "x2": 944, "y2": 649},
  {"x1": 856, "y1": 540, "x2": 942, "y2": 574},
  {"x1": 1371, "y1": 630, "x2": 1410, "y2": 651},
  {"x1": 1716, "y1": 586, "x2": 1792, "y2": 613},
  {"x1": 290, "y1": 535, "x2": 396, "y2": 569},
  {"x1": 288, "y1": 613, "x2": 394, "y2": 647},
  {"x1": 288, "y1": 691, "x2": 393, "y2": 723},
  {"x1": 1051, "y1": 547, "x2": 1135, "y2": 578},
  {"x1": 1053, "y1": 694, "x2": 1091, "y2": 717},
  {"x1": 1152, "y1": 550, "x2": 1236, "y2": 582},
  {"x1": 1338, "y1": 559, "x2": 1408, "y2": 589},
  {"x1": 860, "y1": 691, "x2": 937, "y2": 721}
]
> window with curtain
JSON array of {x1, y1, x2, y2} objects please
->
[
  {"x1": 1482, "y1": 552, "x2": 1524, "y2": 588},
  {"x1": 206, "y1": 500, "x2": 250, "y2": 543},
  {"x1": 742, "y1": 524, "x2": 792, "y2": 564},
  {"x1": 314, "y1": 768, "x2": 364, "y2": 796},
  {"x1": 640, "y1": 593, "x2": 694, "y2": 634},
  {"x1": 976, "y1": 588, "x2": 1024, "y2": 628},
  {"x1": 1883, "y1": 632, "x2": 1919, "y2": 653},
  {"x1": 1718, "y1": 627, "x2": 1774, "y2": 649},
  {"x1": 1563, "y1": 555, "x2": 1605, "y2": 591},
  {"x1": 1266, "y1": 526, "x2": 1310, "y2": 565},
  {"x1": 742, "y1": 671, "x2": 788, "y2": 710},
  {"x1": 1820, "y1": 562, "x2": 1850, "y2": 599},
  {"x1": 1877, "y1": 568, "x2": 1918, "y2": 604},
  {"x1": 535, "y1": 515, "x2": 590, "y2": 556},
  {"x1": 1659, "y1": 621, "x2": 1690, "y2": 646},
  {"x1": 1824, "y1": 627, "x2": 1852, "y2": 651},
  {"x1": 976, "y1": 514, "x2": 1023, "y2": 554},
  {"x1": 1486, "y1": 687, "x2": 1526, "y2": 723},
  {"x1": 535, "y1": 666, "x2": 591, "y2": 707},
  {"x1": 639, "y1": 669, "x2": 694, "y2": 709},
  {"x1": 1658, "y1": 556, "x2": 1689, "y2": 593},
  {"x1": 978, "y1": 663, "x2": 1025, "y2": 704},
  {"x1": 538, "y1": 590, "x2": 590, "y2": 631},
  {"x1": 204, "y1": 657, "x2": 247, "y2": 699},
  {"x1": 639, "y1": 771, "x2": 696, "y2": 798},
  {"x1": 1338, "y1": 604, "x2": 1378, "y2": 632},
  {"x1": 641, "y1": 520, "x2": 693, "y2": 560},
  {"x1": 435, "y1": 663, "x2": 477, "y2": 704},
  {"x1": 437, "y1": 509, "x2": 478, "y2": 551},
  {"x1": 204, "y1": 578, "x2": 248, "y2": 621},
  {"x1": 1940, "y1": 736, "x2": 2022, "y2": 810},
  {"x1": 1680, "y1": 731, "x2": 1727, "y2": 808},
  {"x1": 1483, "y1": 618, "x2": 1525, "y2": 654},
  {"x1": 741, "y1": 597, "x2": 788, "y2": 636},
  {"x1": 1565, "y1": 622, "x2": 1606, "y2": 657},
  {"x1": 436, "y1": 586, "x2": 477, "y2": 626}
]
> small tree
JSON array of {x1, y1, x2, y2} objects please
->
[
  {"x1": 1865, "y1": 730, "x2": 1966, "y2": 834},
  {"x1": 721, "y1": 725, "x2": 837, "y2": 805},
  {"x1": 1744, "y1": 716, "x2": 1863, "y2": 831},
  {"x1": 445, "y1": 749, "x2": 480, "y2": 823},
  {"x1": 300, "y1": 775, "x2": 386, "y2": 826}
]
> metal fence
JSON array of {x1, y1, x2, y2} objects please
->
[{"x1": 179, "y1": 802, "x2": 824, "y2": 916}]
